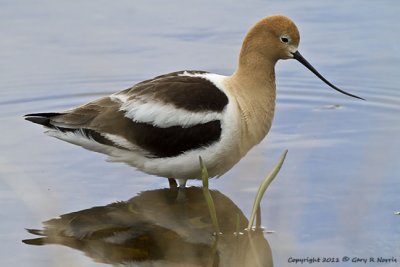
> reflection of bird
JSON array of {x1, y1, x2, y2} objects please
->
[
  {"x1": 25, "y1": 15, "x2": 362, "y2": 187},
  {"x1": 23, "y1": 188, "x2": 273, "y2": 267}
]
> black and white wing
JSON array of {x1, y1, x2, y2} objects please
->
[{"x1": 25, "y1": 71, "x2": 229, "y2": 158}]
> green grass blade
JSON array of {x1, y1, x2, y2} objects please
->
[
  {"x1": 247, "y1": 149, "x2": 288, "y2": 230},
  {"x1": 199, "y1": 156, "x2": 220, "y2": 234}
]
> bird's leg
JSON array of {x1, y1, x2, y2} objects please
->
[
  {"x1": 168, "y1": 178, "x2": 178, "y2": 189},
  {"x1": 178, "y1": 179, "x2": 187, "y2": 188}
]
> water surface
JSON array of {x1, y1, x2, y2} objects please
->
[{"x1": 1, "y1": 1, "x2": 399, "y2": 266}]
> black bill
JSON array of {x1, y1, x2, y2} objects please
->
[{"x1": 292, "y1": 51, "x2": 364, "y2": 100}]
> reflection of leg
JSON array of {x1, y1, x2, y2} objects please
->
[
  {"x1": 168, "y1": 178, "x2": 178, "y2": 188},
  {"x1": 176, "y1": 180, "x2": 187, "y2": 201}
]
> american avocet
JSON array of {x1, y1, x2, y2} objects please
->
[{"x1": 25, "y1": 15, "x2": 363, "y2": 187}]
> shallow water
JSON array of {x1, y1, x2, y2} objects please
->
[{"x1": 1, "y1": 1, "x2": 400, "y2": 266}]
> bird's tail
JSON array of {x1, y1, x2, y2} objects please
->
[{"x1": 24, "y1": 112, "x2": 61, "y2": 127}]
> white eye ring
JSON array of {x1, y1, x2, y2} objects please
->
[{"x1": 280, "y1": 35, "x2": 290, "y2": 44}]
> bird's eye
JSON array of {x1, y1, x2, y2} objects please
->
[{"x1": 280, "y1": 36, "x2": 289, "y2": 43}]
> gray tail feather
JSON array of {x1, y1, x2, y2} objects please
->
[
  {"x1": 22, "y1": 228, "x2": 47, "y2": 245},
  {"x1": 24, "y1": 112, "x2": 110, "y2": 146},
  {"x1": 24, "y1": 112, "x2": 61, "y2": 127},
  {"x1": 22, "y1": 237, "x2": 46, "y2": 246}
]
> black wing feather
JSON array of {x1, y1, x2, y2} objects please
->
[
  {"x1": 24, "y1": 71, "x2": 227, "y2": 158},
  {"x1": 130, "y1": 120, "x2": 222, "y2": 158}
]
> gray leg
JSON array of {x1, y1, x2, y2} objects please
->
[
  {"x1": 178, "y1": 179, "x2": 187, "y2": 188},
  {"x1": 168, "y1": 178, "x2": 178, "y2": 188}
]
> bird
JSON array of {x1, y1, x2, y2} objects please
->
[{"x1": 25, "y1": 15, "x2": 363, "y2": 188}]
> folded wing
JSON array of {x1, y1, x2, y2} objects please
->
[{"x1": 25, "y1": 71, "x2": 229, "y2": 158}]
